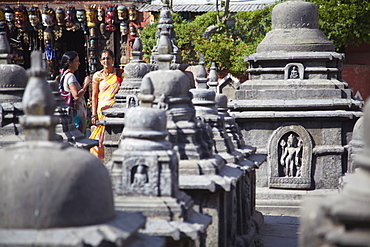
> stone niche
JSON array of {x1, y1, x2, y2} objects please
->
[{"x1": 268, "y1": 123, "x2": 312, "y2": 189}]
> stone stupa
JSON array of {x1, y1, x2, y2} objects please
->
[
  {"x1": 229, "y1": 0, "x2": 363, "y2": 191},
  {"x1": 0, "y1": 22, "x2": 28, "y2": 148},
  {"x1": 0, "y1": 51, "x2": 164, "y2": 247}
]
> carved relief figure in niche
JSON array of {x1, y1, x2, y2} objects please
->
[
  {"x1": 279, "y1": 133, "x2": 303, "y2": 177},
  {"x1": 289, "y1": 66, "x2": 299, "y2": 79},
  {"x1": 132, "y1": 164, "x2": 148, "y2": 187},
  {"x1": 127, "y1": 96, "x2": 137, "y2": 108}
]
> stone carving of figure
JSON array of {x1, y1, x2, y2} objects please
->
[
  {"x1": 133, "y1": 165, "x2": 148, "y2": 187},
  {"x1": 41, "y1": 4, "x2": 55, "y2": 28},
  {"x1": 279, "y1": 133, "x2": 303, "y2": 177},
  {"x1": 128, "y1": 5, "x2": 137, "y2": 21},
  {"x1": 289, "y1": 66, "x2": 299, "y2": 79},
  {"x1": 127, "y1": 96, "x2": 137, "y2": 108},
  {"x1": 117, "y1": 5, "x2": 128, "y2": 22}
]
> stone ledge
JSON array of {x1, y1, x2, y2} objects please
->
[{"x1": 230, "y1": 110, "x2": 363, "y2": 119}]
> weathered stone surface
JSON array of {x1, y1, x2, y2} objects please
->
[
  {"x1": 0, "y1": 51, "x2": 164, "y2": 247},
  {"x1": 0, "y1": 30, "x2": 27, "y2": 148},
  {"x1": 229, "y1": 0, "x2": 363, "y2": 190},
  {"x1": 109, "y1": 103, "x2": 211, "y2": 245},
  {"x1": 258, "y1": 1, "x2": 334, "y2": 53},
  {"x1": 347, "y1": 116, "x2": 364, "y2": 173}
]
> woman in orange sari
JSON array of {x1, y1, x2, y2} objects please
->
[{"x1": 90, "y1": 49, "x2": 123, "y2": 161}]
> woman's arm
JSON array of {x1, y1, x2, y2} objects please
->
[
  {"x1": 69, "y1": 75, "x2": 91, "y2": 101},
  {"x1": 91, "y1": 75, "x2": 100, "y2": 125}
]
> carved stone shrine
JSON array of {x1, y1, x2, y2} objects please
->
[
  {"x1": 229, "y1": 0, "x2": 363, "y2": 190},
  {"x1": 0, "y1": 51, "x2": 164, "y2": 247},
  {"x1": 137, "y1": 1, "x2": 263, "y2": 246},
  {"x1": 190, "y1": 56, "x2": 266, "y2": 246},
  {"x1": 109, "y1": 103, "x2": 211, "y2": 246},
  {"x1": 0, "y1": 25, "x2": 27, "y2": 148}
]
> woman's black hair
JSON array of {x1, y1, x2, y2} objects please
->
[
  {"x1": 60, "y1": 51, "x2": 79, "y2": 72},
  {"x1": 100, "y1": 48, "x2": 114, "y2": 59}
]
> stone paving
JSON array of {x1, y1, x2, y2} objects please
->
[{"x1": 258, "y1": 215, "x2": 300, "y2": 247}]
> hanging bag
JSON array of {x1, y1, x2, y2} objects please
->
[{"x1": 59, "y1": 71, "x2": 75, "y2": 110}]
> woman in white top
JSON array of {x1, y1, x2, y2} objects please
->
[{"x1": 59, "y1": 51, "x2": 91, "y2": 134}]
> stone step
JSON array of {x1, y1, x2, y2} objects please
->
[
  {"x1": 257, "y1": 199, "x2": 302, "y2": 207},
  {"x1": 256, "y1": 205, "x2": 302, "y2": 217},
  {"x1": 255, "y1": 187, "x2": 339, "y2": 217},
  {"x1": 256, "y1": 187, "x2": 339, "y2": 200}
]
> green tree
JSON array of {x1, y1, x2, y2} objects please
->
[
  {"x1": 311, "y1": 0, "x2": 370, "y2": 50},
  {"x1": 140, "y1": 0, "x2": 370, "y2": 75}
]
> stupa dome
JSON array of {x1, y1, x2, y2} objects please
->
[
  {"x1": 257, "y1": 0, "x2": 335, "y2": 52},
  {"x1": 0, "y1": 29, "x2": 28, "y2": 102},
  {"x1": 0, "y1": 144, "x2": 115, "y2": 228},
  {"x1": 122, "y1": 106, "x2": 168, "y2": 140},
  {"x1": 0, "y1": 51, "x2": 115, "y2": 229}
]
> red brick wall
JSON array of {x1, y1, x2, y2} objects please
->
[{"x1": 342, "y1": 43, "x2": 370, "y2": 102}]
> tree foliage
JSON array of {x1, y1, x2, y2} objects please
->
[
  {"x1": 140, "y1": 8, "x2": 273, "y2": 76},
  {"x1": 140, "y1": 0, "x2": 370, "y2": 75},
  {"x1": 310, "y1": 0, "x2": 370, "y2": 49}
]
